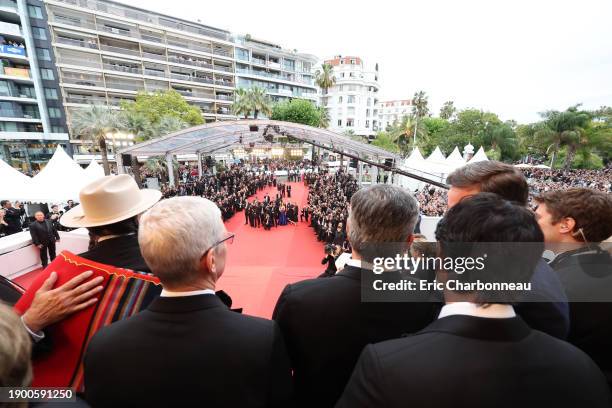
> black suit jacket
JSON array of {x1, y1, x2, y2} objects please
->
[
  {"x1": 85, "y1": 294, "x2": 293, "y2": 408},
  {"x1": 29, "y1": 219, "x2": 59, "y2": 246},
  {"x1": 337, "y1": 315, "x2": 611, "y2": 408},
  {"x1": 551, "y1": 246, "x2": 612, "y2": 387},
  {"x1": 79, "y1": 234, "x2": 151, "y2": 273},
  {"x1": 273, "y1": 265, "x2": 437, "y2": 408},
  {"x1": 4, "y1": 206, "x2": 24, "y2": 233}
]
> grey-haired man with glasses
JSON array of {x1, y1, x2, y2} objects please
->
[{"x1": 84, "y1": 196, "x2": 293, "y2": 407}]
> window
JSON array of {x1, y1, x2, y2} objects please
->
[
  {"x1": 337, "y1": 119, "x2": 342, "y2": 126},
  {"x1": 347, "y1": 95, "x2": 355, "y2": 104},
  {"x1": 366, "y1": 109, "x2": 370, "y2": 117},
  {"x1": 48, "y1": 107, "x2": 62, "y2": 118},
  {"x1": 368, "y1": 97, "x2": 372, "y2": 106},
  {"x1": 28, "y1": 5, "x2": 43, "y2": 18},
  {"x1": 52, "y1": 126, "x2": 65, "y2": 133},
  {"x1": 44, "y1": 88, "x2": 58, "y2": 99},
  {"x1": 347, "y1": 107, "x2": 355, "y2": 116},
  {"x1": 32, "y1": 27, "x2": 47, "y2": 40},
  {"x1": 36, "y1": 48, "x2": 51, "y2": 61},
  {"x1": 366, "y1": 120, "x2": 370, "y2": 128},
  {"x1": 338, "y1": 85, "x2": 343, "y2": 91},
  {"x1": 341, "y1": 73, "x2": 345, "y2": 78},
  {"x1": 40, "y1": 69, "x2": 54, "y2": 80},
  {"x1": 346, "y1": 119, "x2": 354, "y2": 127},
  {"x1": 338, "y1": 96, "x2": 343, "y2": 103},
  {"x1": 236, "y1": 48, "x2": 249, "y2": 61}
]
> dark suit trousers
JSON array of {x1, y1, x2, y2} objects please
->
[{"x1": 40, "y1": 241, "x2": 56, "y2": 268}]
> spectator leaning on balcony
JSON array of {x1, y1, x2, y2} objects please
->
[{"x1": 534, "y1": 188, "x2": 612, "y2": 388}]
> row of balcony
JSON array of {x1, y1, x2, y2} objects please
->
[
  {"x1": 58, "y1": 57, "x2": 235, "y2": 88},
  {"x1": 0, "y1": 108, "x2": 40, "y2": 119},
  {"x1": 49, "y1": 13, "x2": 232, "y2": 58},
  {"x1": 235, "y1": 67, "x2": 314, "y2": 86},
  {"x1": 56, "y1": 37, "x2": 234, "y2": 73},
  {"x1": 0, "y1": 66, "x2": 31, "y2": 79}
]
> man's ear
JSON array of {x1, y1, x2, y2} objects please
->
[
  {"x1": 200, "y1": 249, "x2": 218, "y2": 281},
  {"x1": 407, "y1": 233, "x2": 414, "y2": 245},
  {"x1": 559, "y1": 217, "x2": 577, "y2": 235}
]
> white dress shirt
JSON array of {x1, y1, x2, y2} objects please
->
[
  {"x1": 160, "y1": 289, "x2": 215, "y2": 297},
  {"x1": 438, "y1": 302, "x2": 516, "y2": 319}
]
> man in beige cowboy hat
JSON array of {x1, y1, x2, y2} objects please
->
[
  {"x1": 20, "y1": 175, "x2": 161, "y2": 340},
  {"x1": 60, "y1": 174, "x2": 162, "y2": 272}
]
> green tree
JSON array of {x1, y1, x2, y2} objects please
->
[
  {"x1": 231, "y1": 87, "x2": 273, "y2": 119},
  {"x1": 121, "y1": 90, "x2": 203, "y2": 134},
  {"x1": 411, "y1": 90, "x2": 429, "y2": 118},
  {"x1": 371, "y1": 131, "x2": 400, "y2": 153},
  {"x1": 316, "y1": 105, "x2": 330, "y2": 128},
  {"x1": 482, "y1": 123, "x2": 519, "y2": 160},
  {"x1": 535, "y1": 105, "x2": 592, "y2": 169},
  {"x1": 250, "y1": 87, "x2": 273, "y2": 119},
  {"x1": 271, "y1": 99, "x2": 321, "y2": 127},
  {"x1": 315, "y1": 63, "x2": 336, "y2": 105},
  {"x1": 71, "y1": 105, "x2": 123, "y2": 176},
  {"x1": 439, "y1": 100, "x2": 456, "y2": 120}
]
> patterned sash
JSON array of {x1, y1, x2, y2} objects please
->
[{"x1": 14, "y1": 251, "x2": 161, "y2": 391}]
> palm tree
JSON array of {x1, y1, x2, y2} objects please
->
[
  {"x1": 71, "y1": 105, "x2": 123, "y2": 176},
  {"x1": 121, "y1": 111, "x2": 150, "y2": 187},
  {"x1": 315, "y1": 63, "x2": 336, "y2": 105},
  {"x1": 250, "y1": 87, "x2": 273, "y2": 119},
  {"x1": 439, "y1": 101, "x2": 456, "y2": 120},
  {"x1": 482, "y1": 124, "x2": 518, "y2": 159},
  {"x1": 155, "y1": 115, "x2": 188, "y2": 135},
  {"x1": 232, "y1": 88, "x2": 251, "y2": 118},
  {"x1": 536, "y1": 106, "x2": 591, "y2": 169},
  {"x1": 411, "y1": 90, "x2": 429, "y2": 119},
  {"x1": 390, "y1": 115, "x2": 427, "y2": 155},
  {"x1": 316, "y1": 106, "x2": 330, "y2": 128}
]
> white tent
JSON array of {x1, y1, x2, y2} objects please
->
[
  {"x1": 534, "y1": 164, "x2": 551, "y2": 169},
  {"x1": 445, "y1": 146, "x2": 466, "y2": 170},
  {"x1": 24, "y1": 146, "x2": 90, "y2": 202},
  {"x1": 514, "y1": 163, "x2": 533, "y2": 168},
  {"x1": 405, "y1": 147, "x2": 425, "y2": 165},
  {"x1": 468, "y1": 146, "x2": 489, "y2": 163},
  {"x1": 84, "y1": 159, "x2": 105, "y2": 182},
  {"x1": 0, "y1": 159, "x2": 32, "y2": 200},
  {"x1": 426, "y1": 146, "x2": 446, "y2": 163}
]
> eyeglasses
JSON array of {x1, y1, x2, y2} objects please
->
[{"x1": 203, "y1": 232, "x2": 235, "y2": 256}]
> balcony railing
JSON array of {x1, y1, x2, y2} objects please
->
[
  {"x1": 173, "y1": 88, "x2": 214, "y2": 99},
  {"x1": 104, "y1": 63, "x2": 142, "y2": 75},
  {"x1": 0, "y1": 0, "x2": 18, "y2": 11},
  {"x1": 215, "y1": 79, "x2": 233, "y2": 87},
  {"x1": 100, "y1": 25, "x2": 132, "y2": 36},
  {"x1": 105, "y1": 81, "x2": 143, "y2": 91},
  {"x1": 144, "y1": 69, "x2": 167, "y2": 78},
  {"x1": 99, "y1": 44, "x2": 140, "y2": 57},
  {"x1": 63, "y1": 78, "x2": 105, "y2": 87},
  {"x1": 213, "y1": 65, "x2": 232, "y2": 72},
  {"x1": 56, "y1": 36, "x2": 98, "y2": 49},
  {"x1": 1, "y1": 67, "x2": 30, "y2": 78},
  {"x1": 0, "y1": 109, "x2": 40, "y2": 118},
  {"x1": 142, "y1": 51, "x2": 166, "y2": 61},
  {"x1": 0, "y1": 89, "x2": 35, "y2": 99},
  {"x1": 168, "y1": 55, "x2": 213, "y2": 70},
  {"x1": 65, "y1": 96, "x2": 107, "y2": 104},
  {"x1": 51, "y1": 14, "x2": 97, "y2": 30},
  {"x1": 216, "y1": 94, "x2": 232, "y2": 101},
  {"x1": 58, "y1": 56, "x2": 102, "y2": 69}
]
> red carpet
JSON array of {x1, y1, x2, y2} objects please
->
[
  {"x1": 218, "y1": 181, "x2": 324, "y2": 318},
  {"x1": 14, "y1": 181, "x2": 324, "y2": 319}
]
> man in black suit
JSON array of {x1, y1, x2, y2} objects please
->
[
  {"x1": 29, "y1": 211, "x2": 60, "y2": 268},
  {"x1": 337, "y1": 193, "x2": 611, "y2": 408},
  {"x1": 273, "y1": 184, "x2": 437, "y2": 408},
  {"x1": 446, "y1": 161, "x2": 569, "y2": 339},
  {"x1": 85, "y1": 196, "x2": 293, "y2": 407},
  {"x1": 1, "y1": 200, "x2": 25, "y2": 235},
  {"x1": 535, "y1": 188, "x2": 612, "y2": 388}
]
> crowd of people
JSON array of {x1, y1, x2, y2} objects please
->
[
  {"x1": 1, "y1": 159, "x2": 612, "y2": 407},
  {"x1": 415, "y1": 166, "x2": 612, "y2": 216}
]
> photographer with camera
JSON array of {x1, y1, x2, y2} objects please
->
[
  {"x1": 1, "y1": 200, "x2": 25, "y2": 235},
  {"x1": 320, "y1": 244, "x2": 340, "y2": 277}
]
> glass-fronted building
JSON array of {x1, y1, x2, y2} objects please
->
[{"x1": 0, "y1": 0, "x2": 69, "y2": 171}]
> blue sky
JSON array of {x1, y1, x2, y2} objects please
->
[{"x1": 123, "y1": 0, "x2": 612, "y2": 124}]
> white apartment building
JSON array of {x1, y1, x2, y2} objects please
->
[
  {"x1": 42, "y1": 0, "x2": 317, "y2": 159},
  {"x1": 234, "y1": 35, "x2": 317, "y2": 108},
  {"x1": 321, "y1": 55, "x2": 379, "y2": 138},
  {"x1": 377, "y1": 99, "x2": 413, "y2": 131}
]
